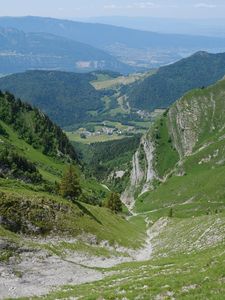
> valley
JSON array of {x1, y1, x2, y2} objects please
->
[
  {"x1": 1, "y1": 73, "x2": 225, "y2": 299},
  {"x1": 0, "y1": 13, "x2": 225, "y2": 300}
]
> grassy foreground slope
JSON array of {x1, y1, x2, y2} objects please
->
[
  {"x1": 32, "y1": 210, "x2": 225, "y2": 299},
  {"x1": 0, "y1": 191, "x2": 144, "y2": 248},
  {"x1": 39, "y1": 244, "x2": 225, "y2": 300},
  {"x1": 1, "y1": 78, "x2": 225, "y2": 299}
]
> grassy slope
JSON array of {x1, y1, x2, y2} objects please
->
[
  {"x1": 0, "y1": 190, "x2": 144, "y2": 249},
  {"x1": 91, "y1": 72, "x2": 152, "y2": 90},
  {"x1": 0, "y1": 119, "x2": 145, "y2": 248},
  {"x1": 0, "y1": 120, "x2": 65, "y2": 182},
  {"x1": 150, "y1": 114, "x2": 179, "y2": 177},
  {"x1": 136, "y1": 79, "x2": 225, "y2": 215},
  {"x1": 38, "y1": 246, "x2": 225, "y2": 300}
]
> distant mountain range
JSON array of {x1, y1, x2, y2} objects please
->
[
  {"x1": 126, "y1": 51, "x2": 225, "y2": 110},
  {"x1": 0, "y1": 27, "x2": 133, "y2": 74},
  {"x1": 82, "y1": 16, "x2": 225, "y2": 38},
  {"x1": 1, "y1": 16, "x2": 225, "y2": 69}
]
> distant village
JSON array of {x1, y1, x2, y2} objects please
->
[{"x1": 78, "y1": 122, "x2": 135, "y2": 139}]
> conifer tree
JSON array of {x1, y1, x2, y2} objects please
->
[
  {"x1": 168, "y1": 208, "x2": 173, "y2": 218},
  {"x1": 60, "y1": 165, "x2": 82, "y2": 202},
  {"x1": 107, "y1": 192, "x2": 122, "y2": 214}
]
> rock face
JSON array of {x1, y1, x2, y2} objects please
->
[
  {"x1": 121, "y1": 135, "x2": 155, "y2": 209},
  {"x1": 168, "y1": 99, "x2": 202, "y2": 157},
  {"x1": 168, "y1": 79, "x2": 225, "y2": 159},
  {"x1": 122, "y1": 78, "x2": 225, "y2": 206},
  {"x1": 141, "y1": 137, "x2": 155, "y2": 194}
]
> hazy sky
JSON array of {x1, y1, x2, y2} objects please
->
[{"x1": 1, "y1": 0, "x2": 225, "y2": 19}]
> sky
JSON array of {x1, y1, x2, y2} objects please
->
[{"x1": 1, "y1": 0, "x2": 225, "y2": 19}]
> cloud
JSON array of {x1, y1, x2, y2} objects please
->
[
  {"x1": 194, "y1": 2, "x2": 217, "y2": 8},
  {"x1": 104, "y1": 1, "x2": 160, "y2": 10},
  {"x1": 133, "y1": 2, "x2": 159, "y2": 9}
]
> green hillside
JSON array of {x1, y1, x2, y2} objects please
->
[
  {"x1": 130, "y1": 78, "x2": 225, "y2": 217},
  {"x1": 0, "y1": 90, "x2": 76, "y2": 159},
  {"x1": 127, "y1": 51, "x2": 225, "y2": 110},
  {"x1": 0, "y1": 91, "x2": 146, "y2": 244}
]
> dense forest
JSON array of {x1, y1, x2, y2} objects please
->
[
  {"x1": 73, "y1": 135, "x2": 141, "y2": 192},
  {"x1": 127, "y1": 51, "x2": 225, "y2": 110},
  {"x1": 0, "y1": 71, "x2": 105, "y2": 127}
]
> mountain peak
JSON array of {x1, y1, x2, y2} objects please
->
[{"x1": 192, "y1": 50, "x2": 210, "y2": 57}]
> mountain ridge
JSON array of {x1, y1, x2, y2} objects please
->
[
  {"x1": 1, "y1": 16, "x2": 225, "y2": 68},
  {"x1": 126, "y1": 51, "x2": 225, "y2": 111}
]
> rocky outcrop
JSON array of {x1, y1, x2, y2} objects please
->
[
  {"x1": 141, "y1": 137, "x2": 155, "y2": 194},
  {"x1": 121, "y1": 135, "x2": 155, "y2": 209},
  {"x1": 0, "y1": 192, "x2": 79, "y2": 235},
  {"x1": 168, "y1": 98, "x2": 203, "y2": 157},
  {"x1": 168, "y1": 84, "x2": 225, "y2": 158}
]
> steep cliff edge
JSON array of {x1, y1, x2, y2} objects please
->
[{"x1": 121, "y1": 134, "x2": 155, "y2": 209}]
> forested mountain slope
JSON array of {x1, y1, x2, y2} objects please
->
[
  {"x1": 126, "y1": 51, "x2": 225, "y2": 110},
  {"x1": 0, "y1": 71, "x2": 104, "y2": 127},
  {"x1": 0, "y1": 90, "x2": 76, "y2": 160}
]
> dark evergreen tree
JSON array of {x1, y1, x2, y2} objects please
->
[
  {"x1": 60, "y1": 165, "x2": 82, "y2": 202},
  {"x1": 107, "y1": 192, "x2": 122, "y2": 214},
  {"x1": 168, "y1": 208, "x2": 173, "y2": 218}
]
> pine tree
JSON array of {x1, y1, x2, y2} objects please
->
[
  {"x1": 168, "y1": 208, "x2": 173, "y2": 218},
  {"x1": 107, "y1": 192, "x2": 122, "y2": 214},
  {"x1": 59, "y1": 165, "x2": 82, "y2": 202}
]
